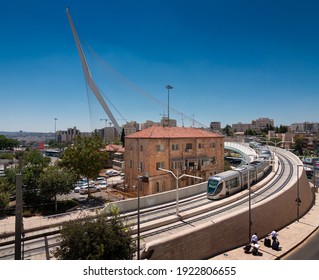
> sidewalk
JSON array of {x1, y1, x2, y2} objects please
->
[{"x1": 211, "y1": 191, "x2": 319, "y2": 260}]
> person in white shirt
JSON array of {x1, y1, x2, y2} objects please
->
[
  {"x1": 269, "y1": 230, "x2": 278, "y2": 241},
  {"x1": 251, "y1": 233, "x2": 258, "y2": 244}
]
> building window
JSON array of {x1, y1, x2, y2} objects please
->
[
  {"x1": 156, "y1": 182, "x2": 160, "y2": 192},
  {"x1": 186, "y1": 143, "x2": 192, "y2": 149},
  {"x1": 156, "y1": 144, "x2": 164, "y2": 152},
  {"x1": 129, "y1": 160, "x2": 133, "y2": 168},
  {"x1": 172, "y1": 161, "x2": 183, "y2": 169},
  {"x1": 210, "y1": 157, "x2": 216, "y2": 164},
  {"x1": 140, "y1": 145, "x2": 143, "y2": 152},
  {"x1": 156, "y1": 162, "x2": 164, "y2": 170},
  {"x1": 138, "y1": 162, "x2": 143, "y2": 171},
  {"x1": 198, "y1": 143, "x2": 204, "y2": 149},
  {"x1": 210, "y1": 142, "x2": 216, "y2": 148},
  {"x1": 185, "y1": 143, "x2": 192, "y2": 152},
  {"x1": 172, "y1": 144, "x2": 179, "y2": 151}
]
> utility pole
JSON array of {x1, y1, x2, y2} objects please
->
[
  {"x1": 100, "y1": 118, "x2": 107, "y2": 143},
  {"x1": 165, "y1": 85, "x2": 173, "y2": 127},
  {"x1": 54, "y1": 117, "x2": 58, "y2": 142},
  {"x1": 14, "y1": 173, "x2": 23, "y2": 260}
]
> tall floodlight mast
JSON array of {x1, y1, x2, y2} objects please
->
[{"x1": 66, "y1": 8, "x2": 121, "y2": 134}]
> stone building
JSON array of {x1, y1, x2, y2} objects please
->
[{"x1": 124, "y1": 125, "x2": 224, "y2": 196}]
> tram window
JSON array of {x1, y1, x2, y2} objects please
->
[
  {"x1": 229, "y1": 178, "x2": 238, "y2": 189},
  {"x1": 208, "y1": 179, "x2": 219, "y2": 192},
  {"x1": 214, "y1": 183, "x2": 223, "y2": 195}
]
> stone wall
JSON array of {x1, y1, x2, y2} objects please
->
[{"x1": 141, "y1": 169, "x2": 313, "y2": 259}]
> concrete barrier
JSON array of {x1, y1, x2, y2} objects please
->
[{"x1": 106, "y1": 181, "x2": 207, "y2": 213}]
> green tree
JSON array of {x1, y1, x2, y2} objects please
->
[
  {"x1": 21, "y1": 150, "x2": 51, "y2": 205},
  {"x1": 120, "y1": 128, "x2": 125, "y2": 147},
  {"x1": 278, "y1": 125, "x2": 288, "y2": 133},
  {"x1": 293, "y1": 136, "x2": 305, "y2": 156},
  {"x1": 0, "y1": 135, "x2": 19, "y2": 150},
  {"x1": 38, "y1": 165, "x2": 77, "y2": 212},
  {"x1": 0, "y1": 177, "x2": 11, "y2": 217},
  {"x1": 61, "y1": 135, "x2": 107, "y2": 197},
  {"x1": 222, "y1": 125, "x2": 233, "y2": 136},
  {"x1": 53, "y1": 206, "x2": 136, "y2": 260}
]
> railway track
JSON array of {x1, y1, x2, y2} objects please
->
[
  {"x1": 137, "y1": 150, "x2": 294, "y2": 240},
  {"x1": 0, "y1": 149, "x2": 296, "y2": 259}
]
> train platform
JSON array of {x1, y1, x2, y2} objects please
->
[{"x1": 211, "y1": 190, "x2": 319, "y2": 260}]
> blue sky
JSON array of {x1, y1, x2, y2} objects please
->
[{"x1": 1, "y1": 0, "x2": 319, "y2": 132}]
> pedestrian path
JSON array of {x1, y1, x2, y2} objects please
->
[{"x1": 211, "y1": 191, "x2": 319, "y2": 260}]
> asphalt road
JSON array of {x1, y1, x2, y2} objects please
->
[{"x1": 283, "y1": 227, "x2": 319, "y2": 260}]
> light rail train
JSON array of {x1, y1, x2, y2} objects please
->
[{"x1": 207, "y1": 154, "x2": 272, "y2": 200}]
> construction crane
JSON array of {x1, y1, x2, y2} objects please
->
[{"x1": 66, "y1": 8, "x2": 122, "y2": 134}]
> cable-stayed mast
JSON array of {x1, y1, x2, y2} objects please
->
[{"x1": 66, "y1": 8, "x2": 121, "y2": 134}]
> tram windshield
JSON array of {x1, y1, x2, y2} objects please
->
[{"x1": 207, "y1": 179, "x2": 219, "y2": 194}]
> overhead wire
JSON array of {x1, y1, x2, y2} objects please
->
[{"x1": 86, "y1": 44, "x2": 208, "y2": 128}]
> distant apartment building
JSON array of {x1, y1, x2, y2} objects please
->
[
  {"x1": 290, "y1": 122, "x2": 319, "y2": 134},
  {"x1": 210, "y1": 122, "x2": 221, "y2": 132},
  {"x1": 57, "y1": 126, "x2": 81, "y2": 143},
  {"x1": 98, "y1": 127, "x2": 119, "y2": 143},
  {"x1": 141, "y1": 120, "x2": 158, "y2": 130},
  {"x1": 232, "y1": 122, "x2": 252, "y2": 133},
  {"x1": 160, "y1": 117, "x2": 177, "y2": 127},
  {"x1": 232, "y1": 118, "x2": 274, "y2": 133},
  {"x1": 252, "y1": 118, "x2": 274, "y2": 132},
  {"x1": 123, "y1": 121, "x2": 139, "y2": 136},
  {"x1": 124, "y1": 125, "x2": 224, "y2": 196}
]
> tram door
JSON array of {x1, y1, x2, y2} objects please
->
[{"x1": 226, "y1": 181, "x2": 230, "y2": 196}]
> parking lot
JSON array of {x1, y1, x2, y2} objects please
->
[{"x1": 58, "y1": 169, "x2": 127, "y2": 204}]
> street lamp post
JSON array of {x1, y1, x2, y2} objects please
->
[
  {"x1": 137, "y1": 176, "x2": 141, "y2": 260},
  {"x1": 296, "y1": 165, "x2": 303, "y2": 222},
  {"x1": 165, "y1": 85, "x2": 173, "y2": 127},
  {"x1": 313, "y1": 161, "x2": 317, "y2": 206},
  {"x1": 54, "y1": 118, "x2": 58, "y2": 142},
  {"x1": 158, "y1": 167, "x2": 202, "y2": 216},
  {"x1": 100, "y1": 118, "x2": 108, "y2": 143},
  {"x1": 247, "y1": 168, "x2": 252, "y2": 242},
  {"x1": 227, "y1": 157, "x2": 252, "y2": 242},
  {"x1": 136, "y1": 175, "x2": 149, "y2": 260}
]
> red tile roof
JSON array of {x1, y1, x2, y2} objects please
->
[
  {"x1": 126, "y1": 125, "x2": 223, "y2": 139},
  {"x1": 101, "y1": 144, "x2": 125, "y2": 152}
]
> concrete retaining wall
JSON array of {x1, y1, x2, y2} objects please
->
[
  {"x1": 107, "y1": 181, "x2": 207, "y2": 213},
  {"x1": 141, "y1": 169, "x2": 314, "y2": 259}
]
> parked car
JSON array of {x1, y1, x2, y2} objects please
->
[
  {"x1": 74, "y1": 183, "x2": 88, "y2": 193},
  {"x1": 95, "y1": 176, "x2": 106, "y2": 181},
  {"x1": 80, "y1": 185, "x2": 99, "y2": 194},
  {"x1": 106, "y1": 170, "x2": 120, "y2": 177},
  {"x1": 96, "y1": 181, "x2": 108, "y2": 190}
]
